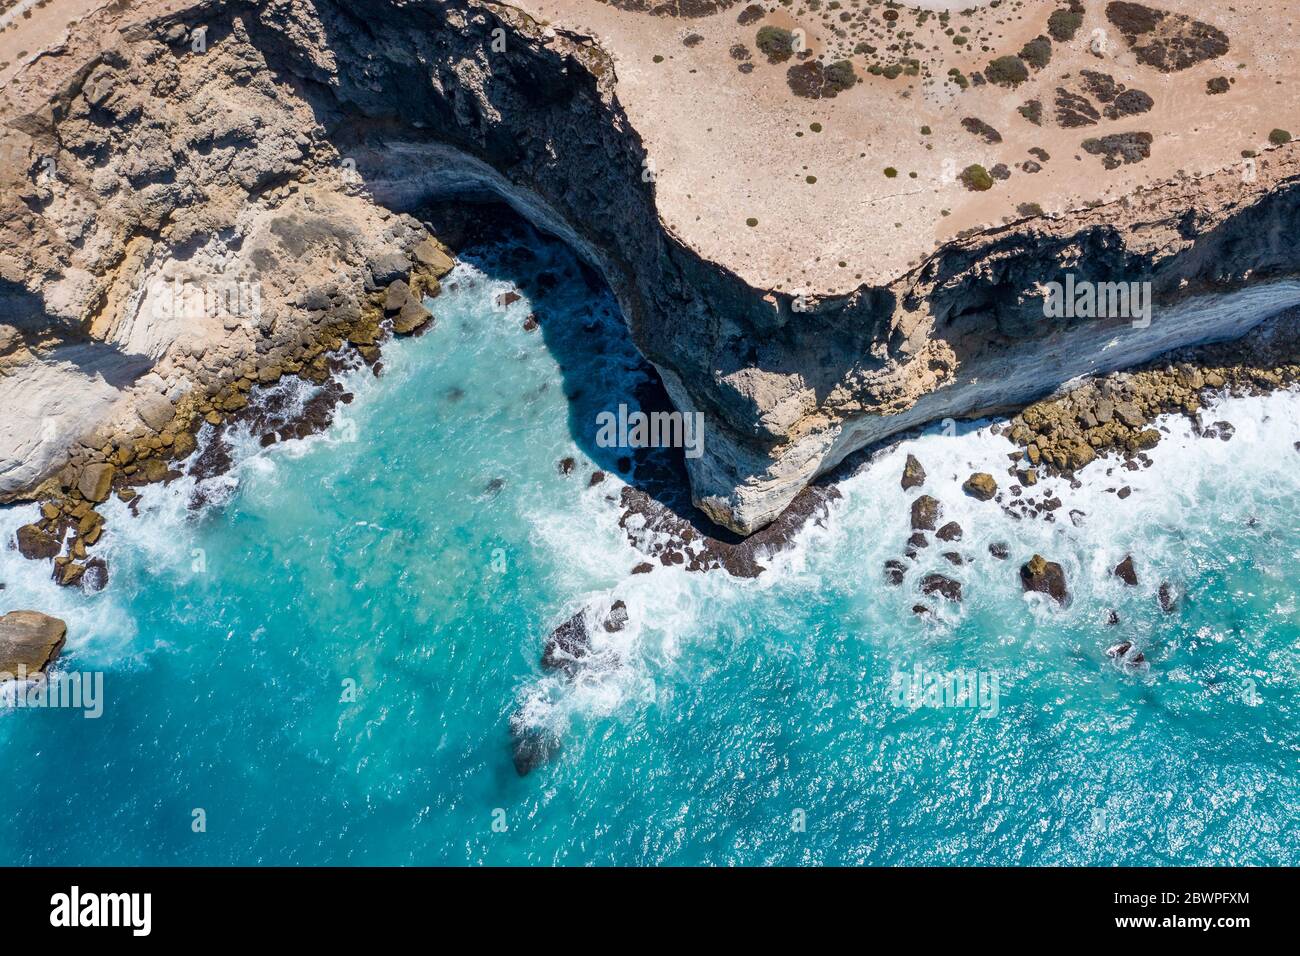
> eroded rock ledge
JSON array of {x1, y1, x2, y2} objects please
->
[{"x1": 2, "y1": 0, "x2": 1299, "y2": 545}]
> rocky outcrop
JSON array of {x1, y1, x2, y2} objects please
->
[
  {"x1": 3, "y1": 0, "x2": 1300, "y2": 541},
  {"x1": 900, "y1": 454, "x2": 926, "y2": 491},
  {"x1": 1020, "y1": 554, "x2": 1069, "y2": 606},
  {"x1": 962, "y1": 473, "x2": 998, "y2": 501},
  {"x1": 0, "y1": 610, "x2": 67, "y2": 678}
]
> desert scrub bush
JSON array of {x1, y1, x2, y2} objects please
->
[
  {"x1": 1269, "y1": 128, "x2": 1292, "y2": 146},
  {"x1": 1206, "y1": 76, "x2": 1229, "y2": 94},
  {"x1": 1018, "y1": 100, "x2": 1044, "y2": 125},
  {"x1": 960, "y1": 164, "x2": 994, "y2": 191},
  {"x1": 788, "y1": 59, "x2": 857, "y2": 98},
  {"x1": 985, "y1": 55, "x2": 1029, "y2": 87},
  {"x1": 756, "y1": 26, "x2": 796, "y2": 63},
  {"x1": 1047, "y1": 3, "x2": 1084, "y2": 42},
  {"x1": 1019, "y1": 35, "x2": 1052, "y2": 70}
]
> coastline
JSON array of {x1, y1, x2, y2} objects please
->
[{"x1": 2, "y1": 0, "x2": 1299, "y2": 577}]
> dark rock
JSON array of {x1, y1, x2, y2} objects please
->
[
  {"x1": 936, "y1": 521, "x2": 963, "y2": 542},
  {"x1": 911, "y1": 495, "x2": 941, "y2": 531},
  {"x1": 631, "y1": 562, "x2": 654, "y2": 574},
  {"x1": 604, "y1": 600, "x2": 628, "y2": 633},
  {"x1": 1106, "y1": 610, "x2": 1121, "y2": 626},
  {"x1": 942, "y1": 551, "x2": 964, "y2": 566},
  {"x1": 557, "y1": 457, "x2": 576, "y2": 476},
  {"x1": 884, "y1": 559, "x2": 907, "y2": 585},
  {"x1": 907, "y1": 531, "x2": 929, "y2": 550},
  {"x1": 495, "y1": 290, "x2": 521, "y2": 308},
  {"x1": 989, "y1": 542, "x2": 1010, "y2": 560},
  {"x1": 1020, "y1": 554, "x2": 1069, "y2": 605},
  {"x1": 1113, "y1": 555, "x2": 1138, "y2": 586},
  {"x1": 541, "y1": 611, "x2": 589, "y2": 675},
  {"x1": 921, "y1": 574, "x2": 963, "y2": 602},
  {"x1": 81, "y1": 557, "x2": 109, "y2": 593},
  {"x1": 901, "y1": 453, "x2": 926, "y2": 490},
  {"x1": 16, "y1": 524, "x2": 61, "y2": 560},
  {"x1": 509, "y1": 718, "x2": 560, "y2": 777},
  {"x1": 589, "y1": 471, "x2": 606, "y2": 486}
]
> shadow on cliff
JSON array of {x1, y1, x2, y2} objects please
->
[
  {"x1": 0, "y1": 278, "x2": 155, "y2": 387},
  {"x1": 422, "y1": 199, "x2": 746, "y2": 544}
]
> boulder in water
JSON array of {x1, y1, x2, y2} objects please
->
[
  {"x1": 0, "y1": 611, "x2": 67, "y2": 679},
  {"x1": 16, "y1": 524, "x2": 61, "y2": 560},
  {"x1": 921, "y1": 573, "x2": 962, "y2": 602},
  {"x1": 962, "y1": 472, "x2": 998, "y2": 501},
  {"x1": 901, "y1": 454, "x2": 927, "y2": 491},
  {"x1": 1020, "y1": 554, "x2": 1069, "y2": 605},
  {"x1": 910, "y1": 495, "x2": 941, "y2": 531},
  {"x1": 1113, "y1": 555, "x2": 1138, "y2": 586}
]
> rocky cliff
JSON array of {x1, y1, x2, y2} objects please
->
[{"x1": 2, "y1": 0, "x2": 1298, "y2": 539}]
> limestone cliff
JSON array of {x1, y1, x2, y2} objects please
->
[{"x1": 2, "y1": 0, "x2": 1298, "y2": 537}]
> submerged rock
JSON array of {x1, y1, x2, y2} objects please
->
[
  {"x1": 509, "y1": 717, "x2": 560, "y2": 777},
  {"x1": 989, "y1": 542, "x2": 1010, "y2": 560},
  {"x1": 0, "y1": 611, "x2": 67, "y2": 678},
  {"x1": 603, "y1": 600, "x2": 628, "y2": 633},
  {"x1": 1020, "y1": 554, "x2": 1069, "y2": 605},
  {"x1": 1158, "y1": 582, "x2": 1180, "y2": 613},
  {"x1": 541, "y1": 610, "x2": 589, "y2": 675}
]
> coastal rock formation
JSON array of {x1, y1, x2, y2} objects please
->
[
  {"x1": 1, "y1": 0, "x2": 1298, "y2": 543},
  {"x1": 1020, "y1": 554, "x2": 1069, "y2": 605},
  {"x1": 0, "y1": 610, "x2": 67, "y2": 678},
  {"x1": 962, "y1": 473, "x2": 998, "y2": 501},
  {"x1": 900, "y1": 454, "x2": 926, "y2": 491}
]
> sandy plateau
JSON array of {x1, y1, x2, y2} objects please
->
[{"x1": 519, "y1": 0, "x2": 1298, "y2": 290}]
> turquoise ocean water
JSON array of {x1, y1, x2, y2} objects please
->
[{"x1": 1, "y1": 225, "x2": 1298, "y2": 865}]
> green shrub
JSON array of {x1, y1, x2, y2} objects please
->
[
  {"x1": 1019, "y1": 35, "x2": 1052, "y2": 70},
  {"x1": 1269, "y1": 128, "x2": 1292, "y2": 146},
  {"x1": 985, "y1": 55, "x2": 1029, "y2": 87},
  {"x1": 756, "y1": 26, "x2": 796, "y2": 63},
  {"x1": 960, "y1": 164, "x2": 994, "y2": 191},
  {"x1": 1047, "y1": 8, "x2": 1083, "y2": 42},
  {"x1": 824, "y1": 59, "x2": 858, "y2": 90}
]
